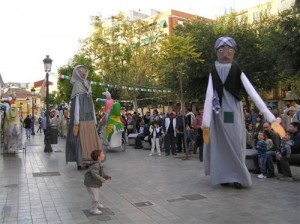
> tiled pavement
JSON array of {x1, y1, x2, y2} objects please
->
[{"x1": 0, "y1": 130, "x2": 300, "y2": 224}]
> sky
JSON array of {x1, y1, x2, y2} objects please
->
[{"x1": 0, "y1": 0, "x2": 269, "y2": 83}]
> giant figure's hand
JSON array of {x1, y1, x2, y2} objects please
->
[
  {"x1": 96, "y1": 98, "x2": 105, "y2": 103},
  {"x1": 271, "y1": 121, "x2": 285, "y2": 138},
  {"x1": 73, "y1": 125, "x2": 79, "y2": 137},
  {"x1": 115, "y1": 122, "x2": 124, "y2": 132},
  {"x1": 104, "y1": 175, "x2": 112, "y2": 180},
  {"x1": 203, "y1": 127, "x2": 210, "y2": 144}
]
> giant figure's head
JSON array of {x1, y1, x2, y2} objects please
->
[
  {"x1": 215, "y1": 36, "x2": 236, "y2": 64},
  {"x1": 102, "y1": 88, "x2": 112, "y2": 99},
  {"x1": 7, "y1": 104, "x2": 20, "y2": 124},
  {"x1": 71, "y1": 65, "x2": 88, "y2": 82},
  {"x1": 70, "y1": 65, "x2": 91, "y2": 99}
]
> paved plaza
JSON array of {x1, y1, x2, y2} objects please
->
[{"x1": 0, "y1": 131, "x2": 299, "y2": 224}]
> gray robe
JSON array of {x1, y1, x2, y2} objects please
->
[{"x1": 203, "y1": 62, "x2": 252, "y2": 186}]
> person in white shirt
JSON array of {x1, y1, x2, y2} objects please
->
[{"x1": 149, "y1": 120, "x2": 162, "y2": 156}]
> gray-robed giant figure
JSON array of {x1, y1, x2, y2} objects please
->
[
  {"x1": 65, "y1": 65, "x2": 102, "y2": 170},
  {"x1": 202, "y1": 37, "x2": 282, "y2": 189}
]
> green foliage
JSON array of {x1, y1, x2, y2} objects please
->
[
  {"x1": 273, "y1": 8, "x2": 300, "y2": 76},
  {"x1": 158, "y1": 34, "x2": 203, "y2": 107},
  {"x1": 56, "y1": 54, "x2": 105, "y2": 111},
  {"x1": 171, "y1": 9, "x2": 299, "y2": 103},
  {"x1": 174, "y1": 17, "x2": 216, "y2": 102},
  {"x1": 55, "y1": 7, "x2": 300, "y2": 107},
  {"x1": 81, "y1": 13, "x2": 166, "y2": 110}
]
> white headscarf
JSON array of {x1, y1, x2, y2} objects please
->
[{"x1": 70, "y1": 65, "x2": 91, "y2": 99}]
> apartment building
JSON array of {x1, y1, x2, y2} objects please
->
[{"x1": 237, "y1": 0, "x2": 296, "y2": 23}]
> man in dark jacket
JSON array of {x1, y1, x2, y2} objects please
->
[
  {"x1": 134, "y1": 123, "x2": 150, "y2": 149},
  {"x1": 176, "y1": 111, "x2": 188, "y2": 153},
  {"x1": 264, "y1": 122, "x2": 281, "y2": 177},
  {"x1": 289, "y1": 122, "x2": 300, "y2": 165},
  {"x1": 23, "y1": 115, "x2": 32, "y2": 139},
  {"x1": 163, "y1": 112, "x2": 177, "y2": 156}
]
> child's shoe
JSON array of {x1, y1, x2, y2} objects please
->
[
  {"x1": 149, "y1": 153, "x2": 153, "y2": 156},
  {"x1": 89, "y1": 208, "x2": 102, "y2": 215},
  {"x1": 158, "y1": 153, "x2": 161, "y2": 156},
  {"x1": 97, "y1": 203, "x2": 104, "y2": 209},
  {"x1": 257, "y1": 174, "x2": 267, "y2": 179}
]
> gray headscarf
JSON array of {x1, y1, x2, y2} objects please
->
[
  {"x1": 70, "y1": 65, "x2": 91, "y2": 99},
  {"x1": 214, "y1": 36, "x2": 237, "y2": 51}
]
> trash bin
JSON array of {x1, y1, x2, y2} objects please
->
[{"x1": 50, "y1": 124, "x2": 58, "y2": 144}]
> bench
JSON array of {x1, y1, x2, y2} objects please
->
[
  {"x1": 127, "y1": 133, "x2": 139, "y2": 146},
  {"x1": 128, "y1": 134, "x2": 164, "y2": 150},
  {"x1": 245, "y1": 149, "x2": 257, "y2": 171},
  {"x1": 142, "y1": 136, "x2": 165, "y2": 151},
  {"x1": 245, "y1": 149, "x2": 300, "y2": 172},
  {"x1": 142, "y1": 136, "x2": 151, "y2": 149},
  {"x1": 127, "y1": 134, "x2": 152, "y2": 149},
  {"x1": 290, "y1": 154, "x2": 300, "y2": 166}
]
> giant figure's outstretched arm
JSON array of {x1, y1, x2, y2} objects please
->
[
  {"x1": 241, "y1": 73, "x2": 285, "y2": 137},
  {"x1": 202, "y1": 74, "x2": 213, "y2": 144},
  {"x1": 96, "y1": 98, "x2": 107, "y2": 103},
  {"x1": 73, "y1": 96, "x2": 80, "y2": 136},
  {"x1": 202, "y1": 74, "x2": 213, "y2": 128},
  {"x1": 241, "y1": 73, "x2": 275, "y2": 122}
]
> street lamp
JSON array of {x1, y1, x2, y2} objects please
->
[
  {"x1": 31, "y1": 87, "x2": 36, "y2": 135},
  {"x1": 26, "y1": 97, "x2": 30, "y2": 115},
  {"x1": 20, "y1": 102, "x2": 23, "y2": 119},
  {"x1": 43, "y1": 55, "x2": 53, "y2": 153}
]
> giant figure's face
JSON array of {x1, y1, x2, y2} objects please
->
[
  {"x1": 10, "y1": 105, "x2": 18, "y2": 119},
  {"x1": 216, "y1": 45, "x2": 235, "y2": 64},
  {"x1": 77, "y1": 66, "x2": 88, "y2": 79},
  {"x1": 63, "y1": 110, "x2": 69, "y2": 117}
]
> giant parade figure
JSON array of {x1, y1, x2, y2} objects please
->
[
  {"x1": 97, "y1": 89, "x2": 114, "y2": 126},
  {"x1": 201, "y1": 36, "x2": 285, "y2": 189},
  {"x1": 65, "y1": 65, "x2": 102, "y2": 170},
  {"x1": 3, "y1": 104, "x2": 23, "y2": 153},
  {"x1": 96, "y1": 89, "x2": 124, "y2": 149}
]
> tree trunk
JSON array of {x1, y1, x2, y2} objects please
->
[{"x1": 133, "y1": 96, "x2": 138, "y2": 112}]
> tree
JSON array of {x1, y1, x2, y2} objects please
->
[
  {"x1": 273, "y1": 8, "x2": 300, "y2": 77},
  {"x1": 173, "y1": 11, "x2": 285, "y2": 108},
  {"x1": 174, "y1": 17, "x2": 216, "y2": 103},
  {"x1": 158, "y1": 35, "x2": 203, "y2": 110},
  {"x1": 81, "y1": 13, "x2": 166, "y2": 111},
  {"x1": 158, "y1": 34, "x2": 203, "y2": 160}
]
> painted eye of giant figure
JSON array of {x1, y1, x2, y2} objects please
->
[{"x1": 9, "y1": 104, "x2": 18, "y2": 119}]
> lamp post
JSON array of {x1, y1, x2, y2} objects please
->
[
  {"x1": 26, "y1": 97, "x2": 30, "y2": 115},
  {"x1": 20, "y1": 102, "x2": 23, "y2": 119},
  {"x1": 43, "y1": 55, "x2": 53, "y2": 153},
  {"x1": 31, "y1": 87, "x2": 36, "y2": 135}
]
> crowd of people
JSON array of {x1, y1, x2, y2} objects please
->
[
  {"x1": 245, "y1": 105, "x2": 300, "y2": 181},
  {"x1": 118, "y1": 108, "x2": 204, "y2": 159},
  {"x1": 22, "y1": 109, "x2": 69, "y2": 145}
]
